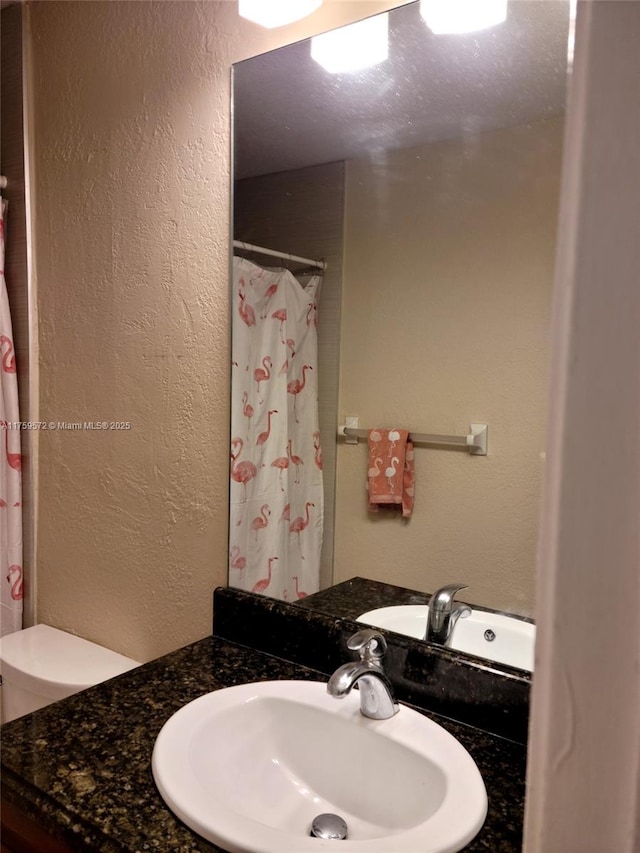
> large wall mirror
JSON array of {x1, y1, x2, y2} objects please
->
[{"x1": 230, "y1": 0, "x2": 571, "y2": 621}]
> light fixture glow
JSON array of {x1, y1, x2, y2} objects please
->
[
  {"x1": 239, "y1": 0, "x2": 322, "y2": 30},
  {"x1": 567, "y1": 0, "x2": 577, "y2": 68},
  {"x1": 311, "y1": 14, "x2": 389, "y2": 74},
  {"x1": 420, "y1": 0, "x2": 507, "y2": 34}
]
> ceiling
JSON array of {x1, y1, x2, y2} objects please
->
[{"x1": 234, "y1": 0, "x2": 570, "y2": 180}]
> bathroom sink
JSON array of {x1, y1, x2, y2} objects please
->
[
  {"x1": 152, "y1": 680, "x2": 487, "y2": 853},
  {"x1": 358, "y1": 605, "x2": 535, "y2": 672}
]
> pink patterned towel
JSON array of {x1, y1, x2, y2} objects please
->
[{"x1": 367, "y1": 428, "x2": 415, "y2": 518}]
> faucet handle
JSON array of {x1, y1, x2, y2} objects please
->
[
  {"x1": 346, "y1": 629, "x2": 387, "y2": 662},
  {"x1": 430, "y1": 583, "x2": 468, "y2": 611}
]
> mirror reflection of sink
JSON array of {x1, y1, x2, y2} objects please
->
[
  {"x1": 358, "y1": 606, "x2": 536, "y2": 672},
  {"x1": 152, "y1": 680, "x2": 487, "y2": 853}
]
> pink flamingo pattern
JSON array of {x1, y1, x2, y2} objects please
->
[
  {"x1": 252, "y1": 556, "x2": 278, "y2": 595},
  {"x1": 231, "y1": 257, "x2": 323, "y2": 601},
  {"x1": 278, "y1": 337, "x2": 296, "y2": 378},
  {"x1": 256, "y1": 409, "x2": 277, "y2": 449},
  {"x1": 0, "y1": 336, "x2": 16, "y2": 373},
  {"x1": 238, "y1": 278, "x2": 256, "y2": 328},
  {"x1": 7, "y1": 565, "x2": 23, "y2": 600},
  {"x1": 5, "y1": 429, "x2": 21, "y2": 471},
  {"x1": 290, "y1": 502, "x2": 315, "y2": 560},
  {"x1": 271, "y1": 308, "x2": 287, "y2": 343},
  {"x1": 0, "y1": 205, "x2": 23, "y2": 633},
  {"x1": 230, "y1": 437, "x2": 257, "y2": 501},
  {"x1": 260, "y1": 282, "x2": 279, "y2": 319},
  {"x1": 242, "y1": 392, "x2": 254, "y2": 434},
  {"x1": 292, "y1": 576, "x2": 307, "y2": 599},
  {"x1": 287, "y1": 364, "x2": 313, "y2": 424},
  {"x1": 313, "y1": 432, "x2": 323, "y2": 471},
  {"x1": 279, "y1": 503, "x2": 290, "y2": 523},
  {"x1": 230, "y1": 546, "x2": 246, "y2": 571},
  {"x1": 270, "y1": 452, "x2": 289, "y2": 492},
  {"x1": 287, "y1": 439, "x2": 304, "y2": 484},
  {"x1": 306, "y1": 300, "x2": 318, "y2": 327},
  {"x1": 254, "y1": 356, "x2": 272, "y2": 403},
  {"x1": 251, "y1": 504, "x2": 271, "y2": 543}
]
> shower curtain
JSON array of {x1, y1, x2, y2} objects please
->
[
  {"x1": 230, "y1": 256, "x2": 323, "y2": 600},
  {"x1": 0, "y1": 200, "x2": 23, "y2": 636}
]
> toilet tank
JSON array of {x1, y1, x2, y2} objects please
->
[{"x1": 0, "y1": 624, "x2": 140, "y2": 723}]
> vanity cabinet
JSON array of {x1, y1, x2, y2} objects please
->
[{"x1": 1, "y1": 800, "x2": 73, "y2": 853}]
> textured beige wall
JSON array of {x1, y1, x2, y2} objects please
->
[
  {"x1": 335, "y1": 118, "x2": 564, "y2": 616},
  {"x1": 27, "y1": 0, "x2": 408, "y2": 661}
]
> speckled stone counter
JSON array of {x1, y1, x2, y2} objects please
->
[
  {"x1": 1, "y1": 589, "x2": 528, "y2": 852},
  {"x1": 296, "y1": 576, "x2": 433, "y2": 618},
  {"x1": 296, "y1": 576, "x2": 534, "y2": 627}
]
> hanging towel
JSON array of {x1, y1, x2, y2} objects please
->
[
  {"x1": 402, "y1": 441, "x2": 415, "y2": 518},
  {"x1": 367, "y1": 428, "x2": 414, "y2": 518}
]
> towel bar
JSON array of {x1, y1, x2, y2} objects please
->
[{"x1": 337, "y1": 423, "x2": 488, "y2": 456}]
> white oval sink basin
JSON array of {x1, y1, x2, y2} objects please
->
[
  {"x1": 358, "y1": 606, "x2": 535, "y2": 672},
  {"x1": 152, "y1": 680, "x2": 487, "y2": 853}
]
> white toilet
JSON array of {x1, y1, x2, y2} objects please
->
[{"x1": 0, "y1": 624, "x2": 140, "y2": 723}]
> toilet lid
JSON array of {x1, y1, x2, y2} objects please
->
[{"x1": 0, "y1": 624, "x2": 140, "y2": 700}]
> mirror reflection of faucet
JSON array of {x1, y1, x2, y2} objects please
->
[
  {"x1": 424, "y1": 584, "x2": 472, "y2": 645},
  {"x1": 327, "y1": 629, "x2": 399, "y2": 720}
]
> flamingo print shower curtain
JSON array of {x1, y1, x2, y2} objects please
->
[
  {"x1": 0, "y1": 201, "x2": 23, "y2": 636},
  {"x1": 230, "y1": 256, "x2": 323, "y2": 600}
]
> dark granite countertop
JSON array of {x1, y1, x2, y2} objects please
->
[
  {"x1": 296, "y1": 576, "x2": 433, "y2": 618},
  {"x1": 296, "y1": 576, "x2": 534, "y2": 625},
  {"x1": 1, "y1": 592, "x2": 528, "y2": 852}
]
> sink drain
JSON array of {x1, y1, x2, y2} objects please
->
[{"x1": 310, "y1": 813, "x2": 349, "y2": 840}]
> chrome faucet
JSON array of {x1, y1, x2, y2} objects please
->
[
  {"x1": 327, "y1": 629, "x2": 399, "y2": 720},
  {"x1": 424, "y1": 583, "x2": 471, "y2": 645}
]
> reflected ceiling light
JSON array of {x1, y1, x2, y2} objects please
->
[
  {"x1": 311, "y1": 14, "x2": 389, "y2": 74},
  {"x1": 420, "y1": 0, "x2": 507, "y2": 34},
  {"x1": 238, "y1": 0, "x2": 322, "y2": 29},
  {"x1": 567, "y1": 0, "x2": 577, "y2": 67}
]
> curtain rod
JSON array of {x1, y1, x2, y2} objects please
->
[{"x1": 233, "y1": 239, "x2": 326, "y2": 271}]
